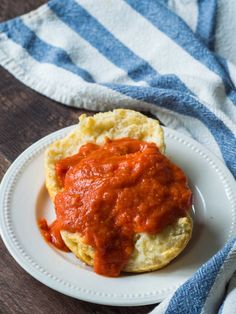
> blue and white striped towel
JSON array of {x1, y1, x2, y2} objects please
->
[{"x1": 0, "y1": 1, "x2": 236, "y2": 313}]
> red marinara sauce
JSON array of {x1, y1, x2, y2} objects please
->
[{"x1": 40, "y1": 138, "x2": 192, "y2": 277}]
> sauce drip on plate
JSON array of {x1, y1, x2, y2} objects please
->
[{"x1": 40, "y1": 138, "x2": 192, "y2": 277}]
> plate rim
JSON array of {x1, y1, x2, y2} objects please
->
[{"x1": 0, "y1": 126, "x2": 236, "y2": 306}]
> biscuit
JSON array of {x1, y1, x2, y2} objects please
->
[
  {"x1": 45, "y1": 109, "x2": 192, "y2": 273},
  {"x1": 45, "y1": 109, "x2": 165, "y2": 201},
  {"x1": 61, "y1": 215, "x2": 192, "y2": 273}
]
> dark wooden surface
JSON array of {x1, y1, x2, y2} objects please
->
[{"x1": 0, "y1": 1, "x2": 155, "y2": 313}]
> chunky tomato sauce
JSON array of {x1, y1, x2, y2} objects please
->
[{"x1": 40, "y1": 138, "x2": 192, "y2": 277}]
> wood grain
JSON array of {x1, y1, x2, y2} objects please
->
[{"x1": 0, "y1": 1, "x2": 156, "y2": 313}]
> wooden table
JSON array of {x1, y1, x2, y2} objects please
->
[{"x1": 0, "y1": 1, "x2": 156, "y2": 313}]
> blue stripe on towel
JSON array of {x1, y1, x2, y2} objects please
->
[
  {"x1": 196, "y1": 0, "x2": 217, "y2": 50},
  {"x1": 216, "y1": 57, "x2": 236, "y2": 106},
  {"x1": 165, "y1": 238, "x2": 236, "y2": 314},
  {"x1": 107, "y1": 83, "x2": 236, "y2": 177},
  {"x1": 0, "y1": 18, "x2": 95, "y2": 83},
  {"x1": 0, "y1": 4, "x2": 192, "y2": 95},
  {"x1": 48, "y1": 0, "x2": 158, "y2": 85},
  {"x1": 228, "y1": 91, "x2": 236, "y2": 107},
  {"x1": 196, "y1": 2, "x2": 236, "y2": 107},
  {"x1": 48, "y1": 0, "x2": 191, "y2": 93},
  {"x1": 125, "y1": 0, "x2": 234, "y2": 91}
]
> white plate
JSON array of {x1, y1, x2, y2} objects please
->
[{"x1": 0, "y1": 126, "x2": 236, "y2": 306}]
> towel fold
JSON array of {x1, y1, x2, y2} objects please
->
[{"x1": 0, "y1": 1, "x2": 236, "y2": 313}]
